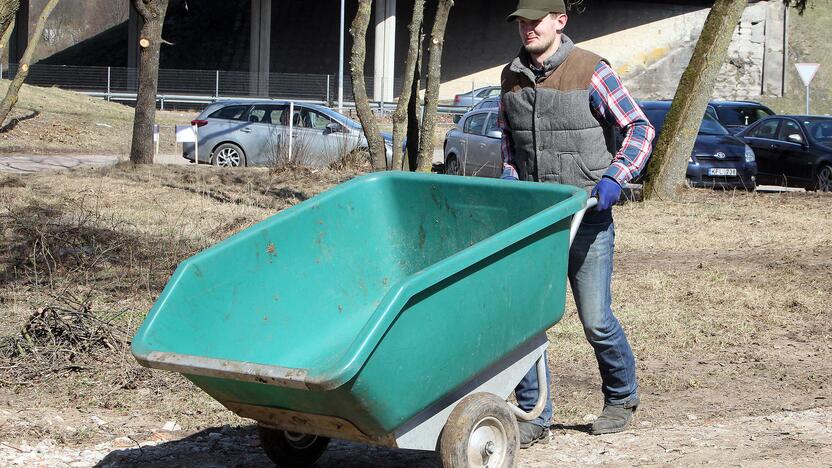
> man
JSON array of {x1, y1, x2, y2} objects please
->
[{"x1": 500, "y1": 0, "x2": 655, "y2": 448}]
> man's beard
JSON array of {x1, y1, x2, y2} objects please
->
[{"x1": 524, "y1": 35, "x2": 556, "y2": 55}]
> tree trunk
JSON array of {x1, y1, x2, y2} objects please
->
[
  {"x1": 406, "y1": 30, "x2": 425, "y2": 172},
  {"x1": 643, "y1": 0, "x2": 746, "y2": 200},
  {"x1": 391, "y1": 0, "x2": 425, "y2": 171},
  {"x1": 416, "y1": 0, "x2": 454, "y2": 173},
  {"x1": 0, "y1": 0, "x2": 58, "y2": 126},
  {"x1": 0, "y1": 0, "x2": 19, "y2": 49},
  {"x1": 129, "y1": 0, "x2": 169, "y2": 165},
  {"x1": 350, "y1": 0, "x2": 387, "y2": 171}
]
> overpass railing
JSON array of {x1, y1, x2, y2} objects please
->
[{"x1": 0, "y1": 63, "x2": 473, "y2": 115}]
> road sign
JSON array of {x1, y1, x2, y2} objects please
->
[
  {"x1": 795, "y1": 63, "x2": 820, "y2": 114},
  {"x1": 795, "y1": 63, "x2": 820, "y2": 87}
]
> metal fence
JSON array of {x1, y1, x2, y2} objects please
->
[{"x1": 0, "y1": 63, "x2": 423, "y2": 110}]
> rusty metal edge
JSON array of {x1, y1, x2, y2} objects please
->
[
  {"x1": 137, "y1": 351, "x2": 310, "y2": 390},
  {"x1": 224, "y1": 401, "x2": 398, "y2": 448}
]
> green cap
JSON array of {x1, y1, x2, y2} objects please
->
[{"x1": 506, "y1": 0, "x2": 566, "y2": 22}]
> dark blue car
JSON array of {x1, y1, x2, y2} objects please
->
[{"x1": 638, "y1": 101, "x2": 758, "y2": 190}]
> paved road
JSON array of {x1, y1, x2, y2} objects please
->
[{"x1": 0, "y1": 154, "x2": 189, "y2": 173}]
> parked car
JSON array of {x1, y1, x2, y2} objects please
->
[
  {"x1": 443, "y1": 100, "x2": 758, "y2": 190},
  {"x1": 707, "y1": 100, "x2": 775, "y2": 134},
  {"x1": 736, "y1": 115, "x2": 832, "y2": 191},
  {"x1": 452, "y1": 86, "x2": 501, "y2": 108},
  {"x1": 184, "y1": 100, "x2": 395, "y2": 168},
  {"x1": 443, "y1": 108, "x2": 503, "y2": 178},
  {"x1": 452, "y1": 96, "x2": 500, "y2": 124},
  {"x1": 638, "y1": 101, "x2": 757, "y2": 190}
]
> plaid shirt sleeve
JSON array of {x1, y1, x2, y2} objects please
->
[
  {"x1": 498, "y1": 99, "x2": 519, "y2": 180},
  {"x1": 589, "y1": 61, "x2": 655, "y2": 186}
]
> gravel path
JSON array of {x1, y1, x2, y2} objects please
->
[{"x1": 2, "y1": 407, "x2": 829, "y2": 467}]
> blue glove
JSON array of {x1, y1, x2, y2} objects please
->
[
  {"x1": 501, "y1": 166, "x2": 518, "y2": 181},
  {"x1": 591, "y1": 177, "x2": 622, "y2": 211}
]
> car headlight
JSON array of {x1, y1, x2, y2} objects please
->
[{"x1": 744, "y1": 145, "x2": 755, "y2": 163}]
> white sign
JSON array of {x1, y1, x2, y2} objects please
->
[
  {"x1": 152, "y1": 124, "x2": 160, "y2": 143},
  {"x1": 175, "y1": 125, "x2": 197, "y2": 143},
  {"x1": 795, "y1": 63, "x2": 820, "y2": 87}
]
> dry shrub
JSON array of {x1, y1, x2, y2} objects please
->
[
  {"x1": 0, "y1": 291, "x2": 129, "y2": 384},
  {"x1": 330, "y1": 148, "x2": 372, "y2": 171}
]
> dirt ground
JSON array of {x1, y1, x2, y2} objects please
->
[{"x1": 0, "y1": 163, "x2": 829, "y2": 466}]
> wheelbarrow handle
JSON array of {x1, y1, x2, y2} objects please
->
[{"x1": 568, "y1": 196, "x2": 598, "y2": 248}]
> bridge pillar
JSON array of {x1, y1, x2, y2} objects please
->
[
  {"x1": 7, "y1": 0, "x2": 29, "y2": 65},
  {"x1": 250, "y1": 0, "x2": 272, "y2": 97},
  {"x1": 373, "y1": 0, "x2": 396, "y2": 103},
  {"x1": 127, "y1": 0, "x2": 143, "y2": 91}
]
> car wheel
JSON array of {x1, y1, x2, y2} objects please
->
[
  {"x1": 816, "y1": 165, "x2": 832, "y2": 192},
  {"x1": 445, "y1": 155, "x2": 461, "y2": 176},
  {"x1": 212, "y1": 143, "x2": 246, "y2": 168}
]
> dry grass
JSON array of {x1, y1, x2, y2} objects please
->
[
  {"x1": 0, "y1": 80, "x2": 193, "y2": 155},
  {"x1": 0, "y1": 167, "x2": 829, "y2": 443}
]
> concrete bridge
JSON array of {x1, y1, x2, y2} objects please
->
[{"x1": 6, "y1": 0, "x2": 789, "y2": 100}]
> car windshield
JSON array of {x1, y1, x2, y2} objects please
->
[
  {"x1": 699, "y1": 113, "x2": 729, "y2": 135},
  {"x1": 803, "y1": 118, "x2": 832, "y2": 145},
  {"x1": 642, "y1": 107, "x2": 728, "y2": 137},
  {"x1": 715, "y1": 106, "x2": 773, "y2": 127}
]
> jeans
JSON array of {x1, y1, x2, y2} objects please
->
[{"x1": 514, "y1": 209, "x2": 639, "y2": 427}]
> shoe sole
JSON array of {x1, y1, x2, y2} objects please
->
[
  {"x1": 520, "y1": 430, "x2": 551, "y2": 449},
  {"x1": 590, "y1": 425, "x2": 630, "y2": 435}
]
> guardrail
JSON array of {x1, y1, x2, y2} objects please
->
[
  {"x1": 2, "y1": 63, "x2": 472, "y2": 116},
  {"x1": 81, "y1": 91, "x2": 468, "y2": 116}
]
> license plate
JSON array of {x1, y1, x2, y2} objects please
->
[{"x1": 708, "y1": 168, "x2": 737, "y2": 177}]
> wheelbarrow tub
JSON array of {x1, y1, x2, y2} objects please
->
[{"x1": 132, "y1": 171, "x2": 586, "y2": 440}]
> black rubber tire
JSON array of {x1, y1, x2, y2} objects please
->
[
  {"x1": 212, "y1": 142, "x2": 247, "y2": 168},
  {"x1": 815, "y1": 164, "x2": 832, "y2": 192},
  {"x1": 258, "y1": 426, "x2": 330, "y2": 468},
  {"x1": 439, "y1": 393, "x2": 519, "y2": 468},
  {"x1": 445, "y1": 155, "x2": 461, "y2": 176}
]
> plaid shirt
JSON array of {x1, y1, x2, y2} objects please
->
[{"x1": 500, "y1": 61, "x2": 654, "y2": 185}]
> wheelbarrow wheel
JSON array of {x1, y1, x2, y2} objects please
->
[
  {"x1": 439, "y1": 393, "x2": 519, "y2": 468},
  {"x1": 258, "y1": 425, "x2": 330, "y2": 468}
]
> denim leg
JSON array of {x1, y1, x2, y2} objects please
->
[
  {"x1": 513, "y1": 350, "x2": 553, "y2": 427},
  {"x1": 568, "y1": 214, "x2": 639, "y2": 406}
]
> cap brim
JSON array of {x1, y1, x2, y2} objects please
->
[{"x1": 506, "y1": 8, "x2": 550, "y2": 22}]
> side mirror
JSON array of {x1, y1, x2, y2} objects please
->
[
  {"x1": 325, "y1": 122, "x2": 345, "y2": 134},
  {"x1": 486, "y1": 130, "x2": 503, "y2": 139},
  {"x1": 453, "y1": 115, "x2": 462, "y2": 124},
  {"x1": 786, "y1": 133, "x2": 804, "y2": 145}
]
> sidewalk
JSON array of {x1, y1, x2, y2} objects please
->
[{"x1": 0, "y1": 153, "x2": 188, "y2": 173}]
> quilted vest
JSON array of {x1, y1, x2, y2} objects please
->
[{"x1": 501, "y1": 44, "x2": 615, "y2": 191}]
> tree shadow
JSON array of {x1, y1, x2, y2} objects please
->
[
  {"x1": 96, "y1": 425, "x2": 442, "y2": 468},
  {"x1": 0, "y1": 111, "x2": 40, "y2": 133},
  {"x1": 551, "y1": 422, "x2": 593, "y2": 434}
]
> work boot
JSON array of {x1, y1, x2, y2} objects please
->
[
  {"x1": 517, "y1": 421, "x2": 550, "y2": 449},
  {"x1": 591, "y1": 404, "x2": 637, "y2": 435}
]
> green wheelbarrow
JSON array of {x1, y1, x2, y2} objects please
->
[{"x1": 132, "y1": 171, "x2": 593, "y2": 468}]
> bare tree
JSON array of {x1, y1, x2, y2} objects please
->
[
  {"x1": 0, "y1": 0, "x2": 59, "y2": 126},
  {"x1": 643, "y1": 0, "x2": 746, "y2": 200},
  {"x1": 0, "y1": 0, "x2": 18, "y2": 47},
  {"x1": 405, "y1": 41, "x2": 423, "y2": 172},
  {"x1": 349, "y1": 0, "x2": 387, "y2": 170},
  {"x1": 391, "y1": 0, "x2": 425, "y2": 171},
  {"x1": 129, "y1": 0, "x2": 169, "y2": 165},
  {"x1": 416, "y1": 0, "x2": 454, "y2": 173}
]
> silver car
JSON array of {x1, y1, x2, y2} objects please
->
[
  {"x1": 443, "y1": 108, "x2": 503, "y2": 178},
  {"x1": 185, "y1": 100, "x2": 393, "y2": 167},
  {"x1": 452, "y1": 86, "x2": 501, "y2": 108}
]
